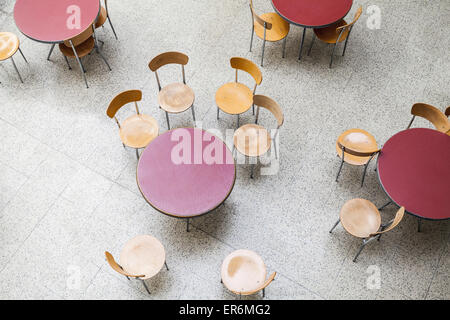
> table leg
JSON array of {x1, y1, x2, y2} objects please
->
[
  {"x1": 298, "y1": 28, "x2": 307, "y2": 60},
  {"x1": 417, "y1": 218, "x2": 422, "y2": 232},
  {"x1": 47, "y1": 44, "x2": 56, "y2": 61}
]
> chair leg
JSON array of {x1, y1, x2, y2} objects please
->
[
  {"x1": 282, "y1": 37, "x2": 287, "y2": 58},
  {"x1": 252, "y1": 104, "x2": 255, "y2": 115},
  {"x1": 135, "y1": 148, "x2": 139, "y2": 159},
  {"x1": 97, "y1": 50, "x2": 112, "y2": 71},
  {"x1": 330, "y1": 42, "x2": 338, "y2": 68},
  {"x1": 165, "y1": 111, "x2": 170, "y2": 130},
  {"x1": 342, "y1": 37, "x2": 350, "y2": 56},
  {"x1": 407, "y1": 116, "x2": 415, "y2": 129},
  {"x1": 69, "y1": 41, "x2": 88, "y2": 88},
  {"x1": 236, "y1": 114, "x2": 240, "y2": 128},
  {"x1": 262, "y1": 288, "x2": 265, "y2": 298},
  {"x1": 47, "y1": 43, "x2": 55, "y2": 61},
  {"x1": 261, "y1": 39, "x2": 266, "y2": 67},
  {"x1": 378, "y1": 200, "x2": 392, "y2": 211},
  {"x1": 417, "y1": 218, "x2": 422, "y2": 232},
  {"x1": 307, "y1": 33, "x2": 316, "y2": 56},
  {"x1": 164, "y1": 261, "x2": 169, "y2": 271},
  {"x1": 361, "y1": 162, "x2": 369, "y2": 187},
  {"x1": 298, "y1": 27, "x2": 306, "y2": 60},
  {"x1": 191, "y1": 105, "x2": 196, "y2": 123},
  {"x1": 107, "y1": 16, "x2": 118, "y2": 40},
  {"x1": 141, "y1": 280, "x2": 151, "y2": 295},
  {"x1": 10, "y1": 57, "x2": 23, "y2": 83},
  {"x1": 249, "y1": 26, "x2": 254, "y2": 52},
  {"x1": 335, "y1": 157, "x2": 345, "y2": 182},
  {"x1": 186, "y1": 218, "x2": 190, "y2": 232},
  {"x1": 353, "y1": 240, "x2": 367, "y2": 262},
  {"x1": 329, "y1": 219, "x2": 340, "y2": 233},
  {"x1": 217, "y1": 107, "x2": 220, "y2": 120},
  {"x1": 18, "y1": 48, "x2": 28, "y2": 63},
  {"x1": 273, "y1": 139, "x2": 278, "y2": 159},
  {"x1": 250, "y1": 163, "x2": 255, "y2": 179},
  {"x1": 63, "y1": 55, "x2": 72, "y2": 70}
]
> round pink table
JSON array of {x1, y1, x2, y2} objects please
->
[
  {"x1": 377, "y1": 128, "x2": 450, "y2": 230},
  {"x1": 137, "y1": 128, "x2": 236, "y2": 231},
  {"x1": 271, "y1": 0, "x2": 353, "y2": 60}
]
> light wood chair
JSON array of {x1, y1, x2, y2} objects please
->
[
  {"x1": 107, "y1": 90, "x2": 159, "y2": 159},
  {"x1": 105, "y1": 235, "x2": 169, "y2": 295},
  {"x1": 216, "y1": 57, "x2": 262, "y2": 127},
  {"x1": 335, "y1": 129, "x2": 380, "y2": 187},
  {"x1": 148, "y1": 52, "x2": 195, "y2": 130},
  {"x1": 406, "y1": 103, "x2": 450, "y2": 134},
  {"x1": 221, "y1": 249, "x2": 276, "y2": 298},
  {"x1": 233, "y1": 95, "x2": 283, "y2": 178},
  {"x1": 330, "y1": 199, "x2": 404, "y2": 262},
  {"x1": 308, "y1": 6, "x2": 363, "y2": 68},
  {"x1": 95, "y1": 0, "x2": 118, "y2": 40},
  {"x1": 0, "y1": 32, "x2": 28, "y2": 83},
  {"x1": 445, "y1": 106, "x2": 450, "y2": 118},
  {"x1": 59, "y1": 24, "x2": 111, "y2": 88},
  {"x1": 249, "y1": 0, "x2": 289, "y2": 66}
]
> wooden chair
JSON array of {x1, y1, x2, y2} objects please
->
[
  {"x1": 233, "y1": 95, "x2": 283, "y2": 178},
  {"x1": 148, "y1": 52, "x2": 195, "y2": 130},
  {"x1": 105, "y1": 235, "x2": 169, "y2": 295},
  {"x1": 216, "y1": 57, "x2": 262, "y2": 127},
  {"x1": 308, "y1": 6, "x2": 363, "y2": 68},
  {"x1": 249, "y1": 0, "x2": 289, "y2": 66},
  {"x1": 335, "y1": 129, "x2": 380, "y2": 187},
  {"x1": 59, "y1": 24, "x2": 111, "y2": 88},
  {"x1": 445, "y1": 106, "x2": 450, "y2": 118},
  {"x1": 106, "y1": 90, "x2": 159, "y2": 159},
  {"x1": 330, "y1": 199, "x2": 404, "y2": 262},
  {"x1": 221, "y1": 249, "x2": 276, "y2": 298},
  {"x1": 406, "y1": 103, "x2": 450, "y2": 134},
  {"x1": 0, "y1": 32, "x2": 28, "y2": 83},
  {"x1": 95, "y1": 0, "x2": 118, "y2": 40}
]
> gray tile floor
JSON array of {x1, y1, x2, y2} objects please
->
[{"x1": 0, "y1": 0, "x2": 448, "y2": 300}]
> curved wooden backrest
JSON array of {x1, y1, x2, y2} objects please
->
[
  {"x1": 240, "y1": 272, "x2": 276, "y2": 295},
  {"x1": 445, "y1": 106, "x2": 450, "y2": 117},
  {"x1": 370, "y1": 207, "x2": 405, "y2": 236},
  {"x1": 337, "y1": 6, "x2": 363, "y2": 30},
  {"x1": 104, "y1": 251, "x2": 145, "y2": 278},
  {"x1": 337, "y1": 140, "x2": 380, "y2": 157},
  {"x1": 411, "y1": 103, "x2": 450, "y2": 133},
  {"x1": 253, "y1": 95, "x2": 284, "y2": 127},
  {"x1": 148, "y1": 52, "x2": 189, "y2": 72},
  {"x1": 106, "y1": 90, "x2": 142, "y2": 118},
  {"x1": 230, "y1": 57, "x2": 262, "y2": 85},
  {"x1": 63, "y1": 24, "x2": 94, "y2": 47},
  {"x1": 249, "y1": 0, "x2": 272, "y2": 30}
]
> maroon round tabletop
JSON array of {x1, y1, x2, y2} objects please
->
[
  {"x1": 377, "y1": 128, "x2": 450, "y2": 220},
  {"x1": 271, "y1": 0, "x2": 353, "y2": 28},
  {"x1": 137, "y1": 128, "x2": 236, "y2": 218},
  {"x1": 14, "y1": 0, "x2": 100, "y2": 43}
]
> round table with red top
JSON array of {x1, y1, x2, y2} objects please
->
[
  {"x1": 377, "y1": 128, "x2": 450, "y2": 230},
  {"x1": 137, "y1": 128, "x2": 236, "y2": 232},
  {"x1": 271, "y1": 0, "x2": 353, "y2": 60},
  {"x1": 14, "y1": 0, "x2": 100, "y2": 59}
]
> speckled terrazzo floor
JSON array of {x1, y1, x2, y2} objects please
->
[{"x1": 0, "y1": 0, "x2": 448, "y2": 300}]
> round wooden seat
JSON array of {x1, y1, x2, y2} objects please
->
[
  {"x1": 157, "y1": 82, "x2": 195, "y2": 113},
  {"x1": 254, "y1": 13, "x2": 289, "y2": 42},
  {"x1": 336, "y1": 129, "x2": 378, "y2": 166},
  {"x1": 0, "y1": 32, "x2": 19, "y2": 61},
  {"x1": 119, "y1": 235, "x2": 166, "y2": 280},
  {"x1": 340, "y1": 199, "x2": 381, "y2": 238},
  {"x1": 95, "y1": 6, "x2": 107, "y2": 28},
  {"x1": 59, "y1": 36, "x2": 95, "y2": 58},
  {"x1": 119, "y1": 114, "x2": 159, "y2": 149},
  {"x1": 314, "y1": 19, "x2": 350, "y2": 43},
  {"x1": 216, "y1": 82, "x2": 253, "y2": 115},
  {"x1": 221, "y1": 249, "x2": 267, "y2": 294},
  {"x1": 234, "y1": 124, "x2": 271, "y2": 157}
]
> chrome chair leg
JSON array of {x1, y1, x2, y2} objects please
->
[
  {"x1": 330, "y1": 42, "x2": 338, "y2": 68},
  {"x1": 107, "y1": 16, "x2": 118, "y2": 40},
  {"x1": 307, "y1": 33, "x2": 316, "y2": 56},
  {"x1": 298, "y1": 27, "x2": 306, "y2": 60},
  {"x1": 250, "y1": 163, "x2": 255, "y2": 179},
  {"x1": 407, "y1": 116, "x2": 415, "y2": 129},
  {"x1": 336, "y1": 158, "x2": 345, "y2": 182},
  {"x1": 361, "y1": 163, "x2": 369, "y2": 187},
  {"x1": 342, "y1": 37, "x2": 350, "y2": 56},
  {"x1": 262, "y1": 288, "x2": 265, "y2": 298},
  {"x1": 10, "y1": 57, "x2": 23, "y2": 83},
  {"x1": 135, "y1": 148, "x2": 139, "y2": 160},
  {"x1": 97, "y1": 50, "x2": 112, "y2": 71},
  {"x1": 186, "y1": 218, "x2": 190, "y2": 232},
  {"x1": 18, "y1": 48, "x2": 28, "y2": 63},
  {"x1": 378, "y1": 200, "x2": 392, "y2": 211},
  {"x1": 47, "y1": 43, "x2": 55, "y2": 61},
  {"x1": 141, "y1": 280, "x2": 151, "y2": 295},
  {"x1": 249, "y1": 26, "x2": 254, "y2": 52},
  {"x1": 417, "y1": 218, "x2": 422, "y2": 232},
  {"x1": 69, "y1": 40, "x2": 88, "y2": 88},
  {"x1": 164, "y1": 261, "x2": 169, "y2": 271},
  {"x1": 353, "y1": 241, "x2": 367, "y2": 262},
  {"x1": 191, "y1": 105, "x2": 196, "y2": 122},
  {"x1": 261, "y1": 39, "x2": 266, "y2": 67},
  {"x1": 217, "y1": 107, "x2": 220, "y2": 120},
  {"x1": 165, "y1": 111, "x2": 170, "y2": 130},
  {"x1": 329, "y1": 219, "x2": 340, "y2": 233},
  {"x1": 63, "y1": 55, "x2": 72, "y2": 70},
  {"x1": 282, "y1": 36, "x2": 287, "y2": 58}
]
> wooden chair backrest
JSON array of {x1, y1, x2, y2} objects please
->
[
  {"x1": 104, "y1": 251, "x2": 145, "y2": 278},
  {"x1": 411, "y1": 103, "x2": 450, "y2": 133},
  {"x1": 337, "y1": 140, "x2": 380, "y2": 157},
  {"x1": 249, "y1": 0, "x2": 272, "y2": 30},
  {"x1": 445, "y1": 106, "x2": 450, "y2": 117},
  {"x1": 63, "y1": 24, "x2": 94, "y2": 47},
  {"x1": 148, "y1": 52, "x2": 189, "y2": 72},
  {"x1": 253, "y1": 95, "x2": 284, "y2": 127},
  {"x1": 240, "y1": 272, "x2": 276, "y2": 295},
  {"x1": 337, "y1": 6, "x2": 363, "y2": 31},
  {"x1": 230, "y1": 57, "x2": 262, "y2": 85},
  {"x1": 106, "y1": 90, "x2": 142, "y2": 118},
  {"x1": 370, "y1": 207, "x2": 405, "y2": 236}
]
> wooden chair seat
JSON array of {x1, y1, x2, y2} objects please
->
[
  {"x1": 119, "y1": 235, "x2": 166, "y2": 280},
  {"x1": 221, "y1": 249, "x2": 266, "y2": 295},
  {"x1": 0, "y1": 32, "x2": 19, "y2": 61},
  {"x1": 340, "y1": 199, "x2": 381, "y2": 238},
  {"x1": 314, "y1": 20, "x2": 350, "y2": 44},
  {"x1": 157, "y1": 82, "x2": 195, "y2": 113},
  {"x1": 59, "y1": 37, "x2": 95, "y2": 58},
  {"x1": 119, "y1": 114, "x2": 159, "y2": 149},
  {"x1": 216, "y1": 82, "x2": 253, "y2": 115},
  {"x1": 254, "y1": 13, "x2": 289, "y2": 42},
  {"x1": 234, "y1": 124, "x2": 271, "y2": 157},
  {"x1": 95, "y1": 6, "x2": 107, "y2": 28},
  {"x1": 336, "y1": 129, "x2": 378, "y2": 166}
]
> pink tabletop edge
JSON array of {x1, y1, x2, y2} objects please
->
[
  {"x1": 14, "y1": 0, "x2": 100, "y2": 43},
  {"x1": 271, "y1": 0, "x2": 353, "y2": 28},
  {"x1": 137, "y1": 128, "x2": 236, "y2": 218},
  {"x1": 378, "y1": 128, "x2": 450, "y2": 220}
]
